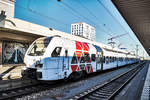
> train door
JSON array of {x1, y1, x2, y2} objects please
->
[
  {"x1": 93, "y1": 45, "x2": 103, "y2": 71},
  {"x1": 91, "y1": 54, "x2": 96, "y2": 72},
  {"x1": 62, "y1": 49, "x2": 69, "y2": 78},
  {"x1": 96, "y1": 52, "x2": 101, "y2": 71}
]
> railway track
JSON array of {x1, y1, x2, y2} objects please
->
[
  {"x1": 0, "y1": 82, "x2": 41, "y2": 100},
  {"x1": 69, "y1": 62, "x2": 146, "y2": 100},
  {"x1": 0, "y1": 79, "x2": 66, "y2": 99},
  {"x1": 0, "y1": 62, "x2": 144, "y2": 100}
]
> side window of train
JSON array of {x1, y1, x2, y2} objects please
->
[
  {"x1": 65, "y1": 50, "x2": 68, "y2": 57},
  {"x1": 91, "y1": 54, "x2": 96, "y2": 62},
  {"x1": 51, "y1": 47, "x2": 62, "y2": 57},
  {"x1": 120, "y1": 57, "x2": 122, "y2": 62},
  {"x1": 100, "y1": 56, "x2": 103, "y2": 63},
  {"x1": 109, "y1": 57, "x2": 111, "y2": 63},
  {"x1": 71, "y1": 53, "x2": 77, "y2": 64},
  {"x1": 107, "y1": 57, "x2": 110, "y2": 63},
  {"x1": 113, "y1": 57, "x2": 115, "y2": 62},
  {"x1": 80, "y1": 54, "x2": 85, "y2": 63},
  {"x1": 110, "y1": 57, "x2": 112, "y2": 62},
  {"x1": 119, "y1": 57, "x2": 121, "y2": 61},
  {"x1": 103, "y1": 56, "x2": 106, "y2": 63},
  {"x1": 96, "y1": 54, "x2": 101, "y2": 63},
  {"x1": 84, "y1": 53, "x2": 90, "y2": 62},
  {"x1": 106, "y1": 56, "x2": 109, "y2": 64}
]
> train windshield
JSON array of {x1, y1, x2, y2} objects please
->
[{"x1": 28, "y1": 37, "x2": 53, "y2": 56}]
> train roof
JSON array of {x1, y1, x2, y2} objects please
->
[{"x1": 37, "y1": 35, "x2": 134, "y2": 57}]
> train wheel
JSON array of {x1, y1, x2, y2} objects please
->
[
  {"x1": 81, "y1": 71, "x2": 87, "y2": 79},
  {"x1": 68, "y1": 72, "x2": 82, "y2": 81}
]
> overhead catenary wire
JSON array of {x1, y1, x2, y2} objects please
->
[
  {"x1": 56, "y1": 2, "x2": 84, "y2": 20},
  {"x1": 15, "y1": 0, "x2": 138, "y2": 51},
  {"x1": 60, "y1": 0, "x2": 113, "y2": 36},
  {"x1": 59, "y1": 1, "x2": 114, "y2": 37},
  {"x1": 57, "y1": 0, "x2": 126, "y2": 46},
  {"x1": 75, "y1": 0, "x2": 123, "y2": 45},
  {"x1": 60, "y1": 2, "x2": 97, "y2": 27},
  {"x1": 16, "y1": 1, "x2": 111, "y2": 36},
  {"x1": 75, "y1": 0, "x2": 127, "y2": 46},
  {"x1": 96, "y1": 0, "x2": 138, "y2": 44},
  {"x1": 96, "y1": 0, "x2": 143, "y2": 52},
  {"x1": 15, "y1": 3, "x2": 69, "y2": 29},
  {"x1": 17, "y1": 0, "x2": 115, "y2": 38},
  {"x1": 75, "y1": 0, "x2": 113, "y2": 36},
  {"x1": 75, "y1": 0, "x2": 100, "y2": 22}
]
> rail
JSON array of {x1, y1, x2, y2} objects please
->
[{"x1": 69, "y1": 62, "x2": 146, "y2": 100}]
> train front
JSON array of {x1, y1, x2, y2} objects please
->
[{"x1": 22, "y1": 37, "x2": 53, "y2": 80}]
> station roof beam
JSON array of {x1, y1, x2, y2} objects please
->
[{"x1": 112, "y1": 0, "x2": 150, "y2": 56}]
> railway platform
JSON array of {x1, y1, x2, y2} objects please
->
[
  {"x1": 141, "y1": 62, "x2": 150, "y2": 100},
  {"x1": 0, "y1": 64, "x2": 25, "y2": 80},
  {"x1": 111, "y1": 62, "x2": 149, "y2": 100}
]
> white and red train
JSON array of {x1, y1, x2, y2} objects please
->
[{"x1": 22, "y1": 36, "x2": 139, "y2": 81}]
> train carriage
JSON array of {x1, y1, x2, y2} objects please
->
[{"x1": 22, "y1": 36, "x2": 139, "y2": 81}]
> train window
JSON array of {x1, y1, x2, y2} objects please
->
[
  {"x1": 91, "y1": 54, "x2": 96, "y2": 62},
  {"x1": 100, "y1": 56, "x2": 103, "y2": 63},
  {"x1": 84, "y1": 53, "x2": 90, "y2": 62},
  {"x1": 71, "y1": 53, "x2": 77, "y2": 64},
  {"x1": 28, "y1": 37, "x2": 53, "y2": 56},
  {"x1": 103, "y1": 56, "x2": 106, "y2": 63},
  {"x1": 113, "y1": 57, "x2": 115, "y2": 62},
  {"x1": 65, "y1": 50, "x2": 68, "y2": 57},
  {"x1": 125, "y1": 58, "x2": 127, "y2": 61},
  {"x1": 119, "y1": 57, "x2": 121, "y2": 61},
  {"x1": 106, "y1": 56, "x2": 109, "y2": 64},
  {"x1": 111, "y1": 57, "x2": 113, "y2": 62},
  {"x1": 110, "y1": 57, "x2": 112, "y2": 62},
  {"x1": 51, "y1": 47, "x2": 62, "y2": 57},
  {"x1": 109, "y1": 57, "x2": 111, "y2": 63},
  {"x1": 108, "y1": 57, "x2": 110, "y2": 63},
  {"x1": 96, "y1": 55, "x2": 101, "y2": 63},
  {"x1": 114, "y1": 57, "x2": 116, "y2": 61},
  {"x1": 117, "y1": 57, "x2": 119, "y2": 61},
  {"x1": 123, "y1": 58, "x2": 125, "y2": 61},
  {"x1": 80, "y1": 54, "x2": 85, "y2": 63}
]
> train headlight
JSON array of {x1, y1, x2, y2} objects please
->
[{"x1": 35, "y1": 64, "x2": 43, "y2": 68}]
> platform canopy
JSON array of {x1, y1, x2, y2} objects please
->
[
  {"x1": 0, "y1": 27, "x2": 42, "y2": 43},
  {"x1": 112, "y1": 0, "x2": 150, "y2": 56}
]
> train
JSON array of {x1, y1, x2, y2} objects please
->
[{"x1": 22, "y1": 36, "x2": 139, "y2": 81}]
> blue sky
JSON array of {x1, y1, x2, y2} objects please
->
[{"x1": 14, "y1": 0, "x2": 148, "y2": 57}]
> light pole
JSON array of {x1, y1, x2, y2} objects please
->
[{"x1": 136, "y1": 44, "x2": 139, "y2": 59}]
